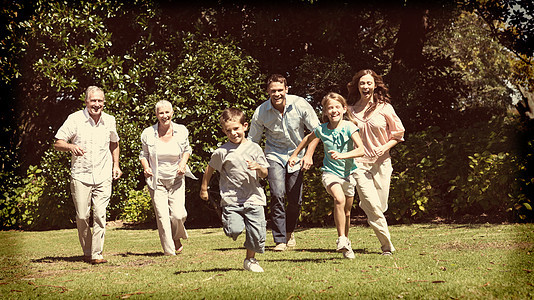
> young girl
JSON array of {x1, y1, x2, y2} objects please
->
[
  {"x1": 347, "y1": 69, "x2": 405, "y2": 255},
  {"x1": 288, "y1": 92, "x2": 364, "y2": 259}
]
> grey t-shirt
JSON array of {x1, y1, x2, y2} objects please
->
[{"x1": 209, "y1": 139, "x2": 269, "y2": 206}]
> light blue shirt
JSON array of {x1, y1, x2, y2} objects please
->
[
  {"x1": 248, "y1": 94, "x2": 321, "y2": 173},
  {"x1": 314, "y1": 120, "x2": 359, "y2": 178}
]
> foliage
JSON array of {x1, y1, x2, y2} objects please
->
[
  {"x1": 0, "y1": 165, "x2": 44, "y2": 229},
  {"x1": 390, "y1": 116, "x2": 532, "y2": 222},
  {"x1": 119, "y1": 188, "x2": 154, "y2": 224}
]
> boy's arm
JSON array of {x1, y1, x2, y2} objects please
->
[
  {"x1": 200, "y1": 165, "x2": 215, "y2": 201},
  {"x1": 246, "y1": 160, "x2": 268, "y2": 179}
]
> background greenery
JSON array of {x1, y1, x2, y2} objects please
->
[{"x1": 1, "y1": 0, "x2": 533, "y2": 229}]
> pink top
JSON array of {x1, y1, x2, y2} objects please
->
[{"x1": 349, "y1": 102, "x2": 405, "y2": 164}]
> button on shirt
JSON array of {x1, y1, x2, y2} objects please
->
[
  {"x1": 55, "y1": 108, "x2": 120, "y2": 185},
  {"x1": 248, "y1": 95, "x2": 321, "y2": 173}
]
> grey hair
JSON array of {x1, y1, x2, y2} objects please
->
[
  {"x1": 85, "y1": 86, "x2": 105, "y2": 101},
  {"x1": 155, "y1": 100, "x2": 173, "y2": 114}
]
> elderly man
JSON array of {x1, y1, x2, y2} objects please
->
[
  {"x1": 54, "y1": 86, "x2": 122, "y2": 264},
  {"x1": 248, "y1": 74, "x2": 321, "y2": 251}
]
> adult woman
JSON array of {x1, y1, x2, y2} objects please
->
[
  {"x1": 347, "y1": 69, "x2": 405, "y2": 255},
  {"x1": 140, "y1": 100, "x2": 195, "y2": 255}
]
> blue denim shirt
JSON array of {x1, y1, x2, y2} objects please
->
[{"x1": 248, "y1": 95, "x2": 320, "y2": 173}]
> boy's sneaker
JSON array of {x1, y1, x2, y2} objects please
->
[
  {"x1": 287, "y1": 233, "x2": 296, "y2": 247},
  {"x1": 336, "y1": 236, "x2": 350, "y2": 252},
  {"x1": 343, "y1": 240, "x2": 355, "y2": 259},
  {"x1": 381, "y1": 251, "x2": 393, "y2": 256},
  {"x1": 243, "y1": 258, "x2": 264, "y2": 272},
  {"x1": 273, "y1": 243, "x2": 287, "y2": 251}
]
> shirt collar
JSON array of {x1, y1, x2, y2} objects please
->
[
  {"x1": 83, "y1": 107, "x2": 105, "y2": 125},
  {"x1": 267, "y1": 95, "x2": 295, "y2": 112}
]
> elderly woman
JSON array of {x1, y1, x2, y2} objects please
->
[{"x1": 140, "y1": 100, "x2": 194, "y2": 255}]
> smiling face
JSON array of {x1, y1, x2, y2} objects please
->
[
  {"x1": 358, "y1": 74, "x2": 376, "y2": 101},
  {"x1": 324, "y1": 99, "x2": 347, "y2": 126},
  {"x1": 221, "y1": 119, "x2": 248, "y2": 144},
  {"x1": 267, "y1": 81, "x2": 288, "y2": 111},
  {"x1": 85, "y1": 90, "x2": 105, "y2": 119},
  {"x1": 156, "y1": 104, "x2": 173, "y2": 126}
]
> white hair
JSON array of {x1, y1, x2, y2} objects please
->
[{"x1": 154, "y1": 100, "x2": 173, "y2": 114}]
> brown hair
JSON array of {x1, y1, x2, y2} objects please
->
[
  {"x1": 346, "y1": 69, "x2": 391, "y2": 113},
  {"x1": 320, "y1": 92, "x2": 357, "y2": 126},
  {"x1": 219, "y1": 108, "x2": 246, "y2": 127},
  {"x1": 266, "y1": 74, "x2": 287, "y2": 90}
]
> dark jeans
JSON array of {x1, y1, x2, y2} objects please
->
[{"x1": 267, "y1": 160, "x2": 304, "y2": 244}]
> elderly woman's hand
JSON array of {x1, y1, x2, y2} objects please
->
[{"x1": 143, "y1": 168, "x2": 153, "y2": 178}]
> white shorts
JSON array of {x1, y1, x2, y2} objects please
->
[{"x1": 321, "y1": 172, "x2": 356, "y2": 197}]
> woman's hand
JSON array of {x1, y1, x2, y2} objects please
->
[
  {"x1": 177, "y1": 161, "x2": 187, "y2": 176},
  {"x1": 143, "y1": 168, "x2": 153, "y2": 178}
]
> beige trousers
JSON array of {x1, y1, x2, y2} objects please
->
[
  {"x1": 149, "y1": 177, "x2": 188, "y2": 255},
  {"x1": 70, "y1": 178, "x2": 112, "y2": 260},
  {"x1": 353, "y1": 158, "x2": 395, "y2": 252}
]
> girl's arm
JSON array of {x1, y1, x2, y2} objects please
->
[
  {"x1": 200, "y1": 165, "x2": 215, "y2": 201},
  {"x1": 329, "y1": 131, "x2": 365, "y2": 160},
  {"x1": 288, "y1": 131, "x2": 318, "y2": 167}
]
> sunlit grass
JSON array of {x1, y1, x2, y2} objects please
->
[{"x1": 0, "y1": 223, "x2": 532, "y2": 299}]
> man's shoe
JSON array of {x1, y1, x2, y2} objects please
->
[
  {"x1": 287, "y1": 232, "x2": 296, "y2": 247},
  {"x1": 273, "y1": 243, "x2": 287, "y2": 251},
  {"x1": 243, "y1": 258, "x2": 264, "y2": 272},
  {"x1": 336, "y1": 236, "x2": 350, "y2": 252},
  {"x1": 90, "y1": 259, "x2": 108, "y2": 265},
  {"x1": 343, "y1": 241, "x2": 355, "y2": 259}
]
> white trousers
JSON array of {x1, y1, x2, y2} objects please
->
[
  {"x1": 70, "y1": 178, "x2": 112, "y2": 260},
  {"x1": 149, "y1": 177, "x2": 188, "y2": 255},
  {"x1": 353, "y1": 158, "x2": 395, "y2": 252}
]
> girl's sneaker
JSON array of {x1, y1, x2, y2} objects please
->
[
  {"x1": 336, "y1": 236, "x2": 350, "y2": 252},
  {"x1": 343, "y1": 240, "x2": 355, "y2": 259},
  {"x1": 243, "y1": 258, "x2": 264, "y2": 272}
]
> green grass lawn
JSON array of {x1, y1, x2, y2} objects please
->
[{"x1": 1, "y1": 223, "x2": 533, "y2": 299}]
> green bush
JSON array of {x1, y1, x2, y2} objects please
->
[
  {"x1": 0, "y1": 165, "x2": 44, "y2": 229},
  {"x1": 119, "y1": 188, "x2": 154, "y2": 224}
]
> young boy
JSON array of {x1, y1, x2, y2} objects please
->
[{"x1": 200, "y1": 108, "x2": 269, "y2": 272}]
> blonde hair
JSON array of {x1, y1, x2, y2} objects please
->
[{"x1": 320, "y1": 92, "x2": 357, "y2": 125}]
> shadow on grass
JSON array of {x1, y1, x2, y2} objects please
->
[
  {"x1": 174, "y1": 267, "x2": 241, "y2": 275},
  {"x1": 119, "y1": 251, "x2": 163, "y2": 257},
  {"x1": 31, "y1": 256, "x2": 86, "y2": 263}
]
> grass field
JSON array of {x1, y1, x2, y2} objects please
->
[{"x1": 1, "y1": 223, "x2": 533, "y2": 299}]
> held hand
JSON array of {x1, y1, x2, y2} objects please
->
[
  {"x1": 300, "y1": 155, "x2": 313, "y2": 170},
  {"x1": 143, "y1": 168, "x2": 153, "y2": 178},
  {"x1": 287, "y1": 156, "x2": 299, "y2": 168},
  {"x1": 328, "y1": 150, "x2": 342, "y2": 160},
  {"x1": 71, "y1": 145, "x2": 86, "y2": 156},
  {"x1": 200, "y1": 189, "x2": 209, "y2": 201}
]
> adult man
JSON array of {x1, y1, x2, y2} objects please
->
[
  {"x1": 249, "y1": 74, "x2": 321, "y2": 251},
  {"x1": 54, "y1": 86, "x2": 122, "y2": 264}
]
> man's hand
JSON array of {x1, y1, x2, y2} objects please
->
[
  {"x1": 200, "y1": 189, "x2": 209, "y2": 201},
  {"x1": 70, "y1": 144, "x2": 86, "y2": 156},
  {"x1": 113, "y1": 166, "x2": 122, "y2": 180}
]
